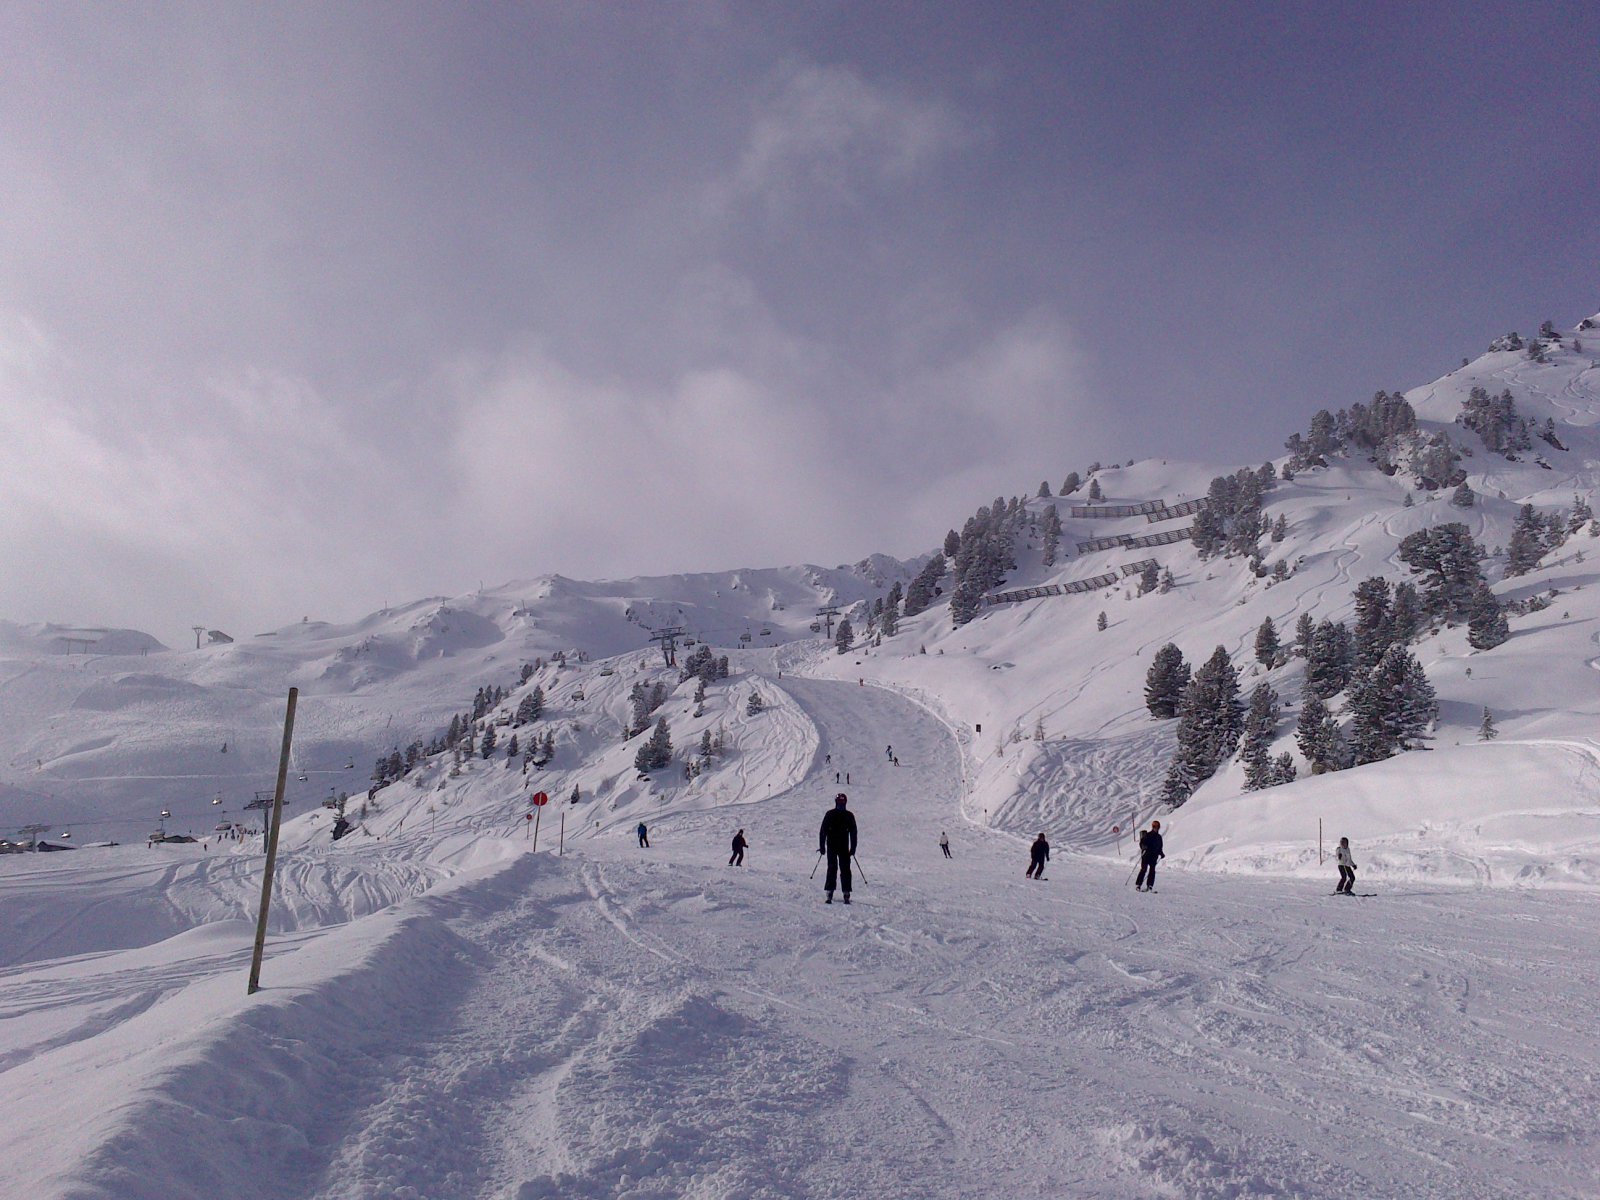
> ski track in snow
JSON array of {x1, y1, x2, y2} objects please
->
[{"x1": 7, "y1": 675, "x2": 1600, "y2": 1199}]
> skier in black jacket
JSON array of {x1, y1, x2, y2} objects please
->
[
  {"x1": 1136, "y1": 820, "x2": 1164, "y2": 891},
  {"x1": 1025, "y1": 832, "x2": 1050, "y2": 879},
  {"x1": 729, "y1": 829, "x2": 747, "y2": 866},
  {"x1": 818, "y1": 793, "x2": 857, "y2": 904}
]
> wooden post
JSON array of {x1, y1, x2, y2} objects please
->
[
  {"x1": 248, "y1": 688, "x2": 298, "y2": 996},
  {"x1": 1318, "y1": 817, "x2": 1323, "y2": 866}
]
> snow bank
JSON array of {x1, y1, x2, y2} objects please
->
[{"x1": 1173, "y1": 740, "x2": 1600, "y2": 888}]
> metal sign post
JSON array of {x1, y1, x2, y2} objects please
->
[
  {"x1": 559, "y1": 811, "x2": 565, "y2": 856},
  {"x1": 1112, "y1": 823, "x2": 1122, "y2": 857},
  {"x1": 248, "y1": 687, "x2": 298, "y2": 996}
]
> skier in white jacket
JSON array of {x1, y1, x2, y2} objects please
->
[{"x1": 1335, "y1": 837, "x2": 1357, "y2": 894}]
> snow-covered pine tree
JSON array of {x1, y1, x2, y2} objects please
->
[
  {"x1": 1038, "y1": 480, "x2": 1052, "y2": 497},
  {"x1": 1294, "y1": 689, "x2": 1342, "y2": 773},
  {"x1": 881, "y1": 597, "x2": 900, "y2": 637},
  {"x1": 903, "y1": 552, "x2": 946, "y2": 616},
  {"x1": 1096, "y1": 610, "x2": 1108, "y2": 631},
  {"x1": 1061, "y1": 471, "x2": 1081, "y2": 496},
  {"x1": 1041, "y1": 506, "x2": 1061, "y2": 568},
  {"x1": 1294, "y1": 611, "x2": 1316, "y2": 658},
  {"x1": 1466, "y1": 583, "x2": 1509, "y2": 650},
  {"x1": 1506, "y1": 504, "x2": 1548, "y2": 577},
  {"x1": 1159, "y1": 567, "x2": 1175, "y2": 593},
  {"x1": 505, "y1": 733, "x2": 519, "y2": 760},
  {"x1": 1138, "y1": 560, "x2": 1159, "y2": 595},
  {"x1": 1352, "y1": 577, "x2": 1394, "y2": 672},
  {"x1": 1390, "y1": 582, "x2": 1423, "y2": 643},
  {"x1": 1270, "y1": 752, "x2": 1297, "y2": 786},
  {"x1": 745, "y1": 691, "x2": 764, "y2": 715},
  {"x1": 1239, "y1": 681, "x2": 1281, "y2": 790},
  {"x1": 949, "y1": 576, "x2": 983, "y2": 627},
  {"x1": 698, "y1": 729, "x2": 713, "y2": 762},
  {"x1": 1346, "y1": 644, "x2": 1437, "y2": 764},
  {"x1": 1397, "y1": 523, "x2": 1485, "y2": 619},
  {"x1": 1171, "y1": 646, "x2": 1244, "y2": 785},
  {"x1": 480, "y1": 725, "x2": 497, "y2": 758},
  {"x1": 1450, "y1": 482, "x2": 1475, "y2": 508},
  {"x1": 1088, "y1": 477, "x2": 1103, "y2": 501},
  {"x1": 1144, "y1": 643, "x2": 1190, "y2": 718},
  {"x1": 1270, "y1": 514, "x2": 1288, "y2": 542},
  {"x1": 1159, "y1": 757, "x2": 1196, "y2": 808},
  {"x1": 1305, "y1": 619, "x2": 1353, "y2": 698},
  {"x1": 1479, "y1": 707, "x2": 1497, "y2": 741},
  {"x1": 1570, "y1": 495, "x2": 1594, "y2": 534},
  {"x1": 1254, "y1": 616, "x2": 1280, "y2": 667},
  {"x1": 943, "y1": 530, "x2": 961, "y2": 559}
]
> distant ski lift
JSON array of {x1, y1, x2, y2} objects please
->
[
  {"x1": 160, "y1": 809, "x2": 171, "y2": 819},
  {"x1": 571, "y1": 689, "x2": 585, "y2": 701},
  {"x1": 760, "y1": 627, "x2": 772, "y2": 636},
  {"x1": 214, "y1": 822, "x2": 231, "y2": 832},
  {"x1": 809, "y1": 622, "x2": 821, "y2": 633},
  {"x1": 344, "y1": 759, "x2": 354, "y2": 769},
  {"x1": 297, "y1": 771, "x2": 308, "y2": 782},
  {"x1": 739, "y1": 632, "x2": 752, "y2": 644},
  {"x1": 211, "y1": 793, "x2": 223, "y2": 805},
  {"x1": 60, "y1": 827, "x2": 72, "y2": 839},
  {"x1": 598, "y1": 667, "x2": 614, "y2": 676}
]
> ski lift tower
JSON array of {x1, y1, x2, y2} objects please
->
[
  {"x1": 193, "y1": 626, "x2": 207, "y2": 650},
  {"x1": 648, "y1": 626, "x2": 685, "y2": 668},
  {"x1": 243, "y1": 790, "x2": 277, "y2": 837},
  {"x1": 816, "y1": 604, "x2": 841, "y2": 637},
  {"x1": 17, "y1": 822, "x2": 49, "y2": 850}
]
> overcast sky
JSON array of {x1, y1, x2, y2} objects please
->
[{"x1": 2, "y1": 2, "x2": 1596, "y2": 646}]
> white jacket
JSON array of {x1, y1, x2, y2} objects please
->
[{"x1": 1336, "y1": 846, "x2": 1355, "y2": 869}]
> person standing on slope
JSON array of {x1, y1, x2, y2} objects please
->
[
  {"x1": 1335, "y1": 836, "x2": 1356, "y2": 894},
  {"x1": 637, "y1": 821, "x2": 650, "y2": 848},
  {"x1": 939, "y1": 831, "x2": 952, "y2": 859},
  {"x1": 819, "y1": 793, "x2": 857, "y2": 904},
  {"x1": 729, "y1": 828, "x2": 748, "y2": 867},
  {"x1": 1025, "y1": 832, "x2": 1050, "y2": 879},
  {"x1": 1135, "y1": 820, "x2": 1164, "y2": 891}
]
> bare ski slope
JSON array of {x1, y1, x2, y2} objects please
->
[{"x1": 5, "y1": 675, "x2": 1599, "y2": 1199}]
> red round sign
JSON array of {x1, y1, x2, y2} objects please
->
[
  {"x1": 1112, "y1": 824, "x2": 1121, "y2": 833},
  {"x1": 531, "y1": 791, "x2": 549, "y2": 807}
]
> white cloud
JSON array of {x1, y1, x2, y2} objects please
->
[{"x1": 727, "y1": 63, "x2": 969, "y2": 209}]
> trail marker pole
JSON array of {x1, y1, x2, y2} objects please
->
[
  {"x1": 1318, "y1": 818, "x2": 1323, "y2": 866},
  {"x1": 248, "y1": 687, "x2": 298, "y2": 996},
  {"x1": 1112, "y1": 823, "x2": 1122, "y2": 857},
  {"x1": 531, "y1": 791, "x2": 548, "y2": 852},
  {"x1": 559, "y1": 812, "x2": 565, "y2": 856}
]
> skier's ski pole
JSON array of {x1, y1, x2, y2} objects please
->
[
  {"x1": 852, "y1": 854, "x2": 867, "y2": 885},
  {"x1": 1125, "y1": 859, "x2": 1141, "y2": 887},
  {"x1": 810, "y1": 851, "x2": 823, "y2": 879}
]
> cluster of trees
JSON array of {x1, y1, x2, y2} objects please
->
[
  {"x1": 1458, "y1": 386, "x2": 1534, "y2": 456},
  {"x1": 1190, "y1": 464, "x2": 1276, "y2": 559},
  {"x1": 1284, "y1": 391, "x2": 1419, "y2": 474},
  {"x1": 1506, "y1": 499, "x2": 1592, "y2": 578},
  {"x1": 947, "y1": 497, "x2": 1031, "y2": 626},
  {"x1": 902, "y1": 553, "x2": 947, "y2": 618},
  {"x1": 680, "y1": 644, "x2": 731, "y2": 685},
  {"x1": 634, "y1": 718, "x2": 672, "y2": 774},
  {"x1": 629, "y1": 681, "x2": 669, "y2": 737}
]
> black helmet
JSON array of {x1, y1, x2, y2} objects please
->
[{"x1": 835, "y1": 792, "x2": 848, "y2": 804}]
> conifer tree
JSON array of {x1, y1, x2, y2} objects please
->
[
  {"x1": 1397, "y1": 523, "x2": 1485, "y2": 619},
  {"x1": 1040, "y1": 506, "x2": 1062, "y2": 568},
  {"x1": 1450, "y1": 482, "x2": 1475, "y2": 508},
  {"x1": 1270, "y1": 514, "x2": 1288, "y2": 542},
  {"x1": 881, "y1": 597, "x2": 900, "y2": 637},
  {"x1": 505, "y1": 733, "x2": 519, "y2": 760},
  {"x1": 1171, "y1": 646, "x2": 1243, "y2": 786},
  {"x1": 1295, "y1": 689, "x2": 1341, "y2": 773},
  {"x1": 1347, "y1": 645, "x2": 1437, "y2": 763},
  {"x1": 1145, "y1": 644, "x2": 1190, "y2": 718},
  {"x1": 1294, "y1": 611, "x2": 1316, "y2": 657},
  {"x1": 516, "y1": 686, "x2": 544, "y2": 725},
  {"x1": 1352, "y1": 577, "x2": 1394, "y2": 672},
  {"x1": 1389, "y1": 582, "x2": 1423, "y2": 643},
  {"x1": 480, "y1": 725, "x2": 497, "y2": 759},
  {"x1": 1138, "y1": 560, "x2": 1159, "y2": 595},
  {"x1": 1254, "y1": 616, "x2": 1280, "y2": 667},
  {"x1": 1479, "y1": 707, "x2": 1497, "y2": 741},
  {"x1": 1239, "y1": 682, "x2": 1281, "y2": 790},
  {"x1": 834, "y1": 617, "x2": 854, "y2": 653},
  {"x1": 746, "y1": 691, "x2": 764, "y2": 716},
  {"x1": 1159, "y1": 567, "x2": 1175, "y2": 593},
  {"x1": 1061, "y1": 471, "x2": 1081, "y2": 496},
  {"x1": 943, "y1": 530, "x2": 961, "y2": 559},
  {"x1": 1096, "y1": 611, "x2": 1108, "y2": 632},
  {"x1": 1088, "y1": 477, "x2": 1103, "y2": 501},
  {"x1": 1466, "y1": 584, "x2": 1509, "y2": 650},
  {"x1": 698, "y1": 729, "x2": 714, "y2": 761},
  {"x1": 1505, "y1": 504, "x2": 1548, "y2": 577},
  {"x1": 1038, "y1": 480, "x2": 1052, "y2": 497},
  {"x1": 1271, "y1": 752, "x2": 1297, "y2": 786},
  {"x1": 1306, "y1": 619, "x2": 1353, "y2": 698}
]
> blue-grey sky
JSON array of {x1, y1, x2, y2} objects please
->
[{"x1": 2, "y1": 2, "x2": 1596, "y2": 645}]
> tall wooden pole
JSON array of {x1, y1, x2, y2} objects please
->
[{"x1": 248, "y1": 688, "x2": 298, "y2": 995}]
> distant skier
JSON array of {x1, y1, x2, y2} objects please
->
[
  {"x1": 729, "y1": 829, "x2": 747, "y2": 866},
  {"x1": 939, "y1": 831, "x2": 952, "y2": 859},
  {"x1": 1135, "y1": 820, "x2": 1164, "y2": 892},
  {"x1": 1025, "y1": 832, "x2": 1050, "y2": 879},
  {"x1": 886, "y1": 745, "x2": 893, "y2": 760},
  {"x1": 819, "y1": 793, "x2": 857, "y2": 904},
  {"x1": 1335, "y1": 836, "x2": 1356, "y2": 894},
  {"x1": 637, "y1": 821, "x2": 649, "y2": 848}
]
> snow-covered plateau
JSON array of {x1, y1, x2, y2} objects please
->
[{"x1": 5, "y1": 318, "x2": 1600, "y2": 1197}]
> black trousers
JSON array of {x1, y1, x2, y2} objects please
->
[
  {"x1": 1337, "y1": 865, "x2": 1355, "y2": 892},
  {"x1": 1136, "y1": 858, "x2": 1158, "y2": 888},
  {"x1": 941, "y1": 844, "x2": 952, "y2": 858},
  {"x1": 825, "y1": 848, "x2": 852, "y2": 894},
  {"x1": 730, "y1": 848, "x2": 744, "y2": 866},
  {"x1": 1026, "y1": 856, "x2": 1046, "y2": 878}
]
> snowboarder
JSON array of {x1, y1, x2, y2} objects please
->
[
  {"x1": 729, "y1": 829, "x2": 747, "y2": 866},
  {"x1": 637, "y1": 821, "x2": 649, "y2": 848},
  {"x1": 939, "y1": 831, "x2": 952, "y2": 859},
  {"x1": 819, "y1": 793, "x2": 857, "y2": 904},
  {"x1": 1335, "y1": 836, "x2": 1356, "y2": 894},
  {"x1": 1025, "y1": 832, "x2": 1050, "y2": 879},
  {"x1": 1135, "y1": 820, "x2": 1164, "y2": 891}
]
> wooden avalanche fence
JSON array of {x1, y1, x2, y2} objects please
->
[
  {"x1": 1074, "y1": 525, "x2": 1193, "y2": 554},
  {"x1": 982, "y1": 572, "x2": 1119, "y2": 607}
]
